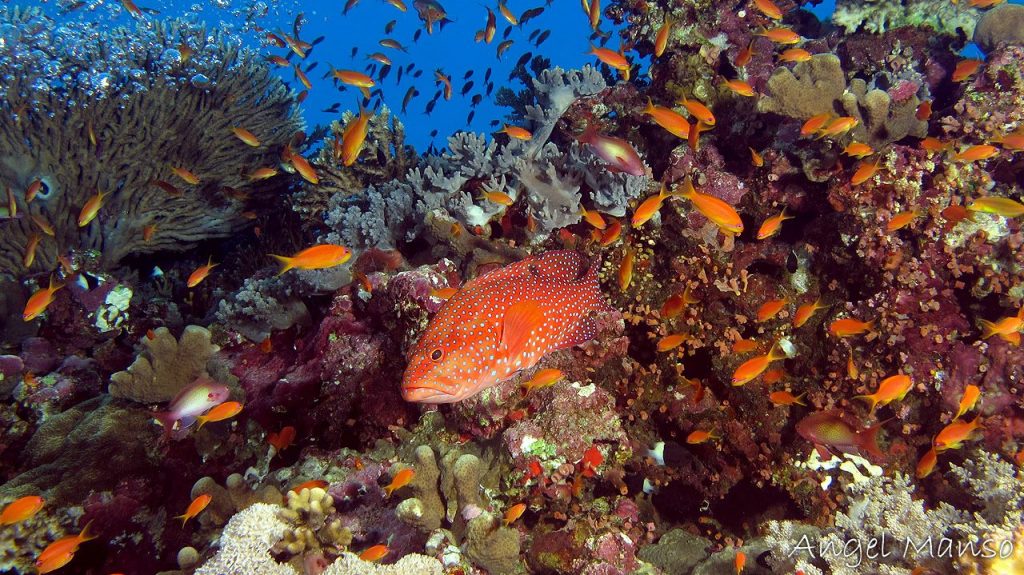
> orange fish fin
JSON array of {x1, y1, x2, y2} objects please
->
[
  {"x1": 857, "y1": 422, "x2": 886, "y2": 460},
  {"x1": 500, "y1": 300, "x2": 545, "y2": 360},
  {"x1": 1004, "y1": 332, "x2": 1021, "y2": 346}
]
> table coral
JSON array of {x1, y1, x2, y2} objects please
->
[
  {"x1": 109, "y1": 325, "x2": 219, "y2": 404},
  {"x1": 0, "y1": 8, "x2": 302, "y2": 278}
]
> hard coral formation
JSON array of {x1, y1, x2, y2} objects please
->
[
  {"x1": 839, "y1": 78, "x2": 928, "y2": 149},
  {"x1": 394, "y1": 443, "x2": 521, "y2": 573},
  {"x1": 0, "y1": 7, "x2": 301, "y2": 278},
  {"x1": 973, "y1": 4, "x2": 1024, "y2": 53},
  {"x1": 109, "y1": 325, "x2": 219, "y2": 403},
  {"x1": 196, "y1": 502, "x2": 443, "y2": 575},
  {"x1": 832, "y1": 0, "x2": 977, "y2": 37},
  {"x1": 758, "y1": 54, "x2": 847, "y2": 119},
  {"x1": 1, "y1": 396, "x2": 156, "y2": 504}
]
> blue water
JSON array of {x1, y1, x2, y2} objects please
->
[{"x1": 42, "y1": 0, "x2": 1018, "y2": 150}]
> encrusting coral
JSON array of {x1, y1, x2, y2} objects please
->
[
  {"x1": 109, "y1": 325, "x2": 219, "y2": 403},
  {"x1": 758, "y1": 54, "x2": 847, "y2": 120},
  {"x1": 0, "y1": 7, "x2": 302, "y2": 278},
  {"x1": 0, "y1": 396, "x2": 156, "y2": 504}
]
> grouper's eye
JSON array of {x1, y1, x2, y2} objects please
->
[{"x1": 430, "y1": 349, "x2": 443, "y2": 362}]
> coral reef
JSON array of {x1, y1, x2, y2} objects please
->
[
  {"x1": 974, "y1": 4, "x2": 1024, "y2": 53},
  {"x1": 0, "y1": 7, "x2": 302, "y2": 278},
  {"x1": 758, "y1": 54, "x2": 847, "y2": 120},
  {"x1": 109, "y1": 325, "x2": 219, "y2": 403},
  {"x1": 1, "y1": 396, "x2": 157, "y2": 504},
  {"x1": 832, "y1": 0, "x2": 977, "y2": 37}
]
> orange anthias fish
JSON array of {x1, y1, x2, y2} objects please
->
[
  {"x1": 36, "y1": 521, "x2": 97, "y2": 574},
  {"x1": 796, "y1": 410, "x2": 885, "y2": 458},
  {"x1": 758, "y1": 26, "x2": 801, "y2": 44},
  {"x1": 187, "y1": 257, "x2": 218, "y2": 288},
  {"x1": 735, "y1": 550, "x2": 747, "y2": 575},
  {"x1": 951, "y1": 59, "x2": 983, "y2": 82},
  {"x1": 589, "y1": 45, "x2": 630, "y2": 75},
  {"x1": 953, "y1": 144, "x2": 999, "y2": 163},
  {"x1": 176, "y1": 493, "x2": 212, "y2": 526},
  {"x1": 402, "y1": 251, "x2": 611, "y2": 403},
  {"x1": 934, "y1": 417, "x2": 983, "y2": 451},
  {"x1": 1, "y1": 495, "x2": 45, "y2": 525},
  {"x1": 800, "y1": 113, "x2": 832, "y2": 137},
  {"x1": 954, "y1": 384, "x2": 981, "y2": 420},
  {"x1": 757, "y1": 208, "x2": 792, "y2": 239},
  {"x1": 195, "y1": 401, "x2": 243, "y2": 429},
  {"x1": 342, "y1": 107, "x2": 372, "y2": 167},
  {"x1": 654, "y1": 15, "x2": 673, "y2": 57},
  {"x1": 500, "y1": 125, "x2": 532, "y2": 140},
  {"x1": 854, "y1": 374, "x2": 913, "y2": 412},
  {"x1": 78, "y1": 189, "x2": 110, "y2": 227},
  {"x1": 829, "y1": 317, "x2": 873, "y2": 337},
  {"x1": 724, "y1": 79, "x2": 755, "y2": 97},
  {"x1": 886, "y1": 209, "x2": 921, "y2": 232},
  {"x1": 170, "y1": 166, "x2": 200, "y2": 185},
  {"x1": 643, "y1": 98, "x2": 691, "y2": 139},
  {"x1": 916, "y1": 445, "x2": 938, "y2": 479},
  {"x1": 660, "y1": 288, "x2": 698, "y2": 318},
  {"x1": 270, "y1": 244, "x2": 352, "y2": 275},
  {"x1": 290, "y1": 479, "x2": 329, "y2": 494},
  {"x1": 289, "y1": 153, "x2": 319, "y2": 185},
  {"x1": 359, "y1": 544, "x2": 389, "y2": 562},
  {"x1": 430, "y1": 286, "x2": 459, "y2": 300},
  {"x1": 756, "y1": 298, "x2": 787, "y2": 322},
  {"x1": 522, "y1": 368, "x2": 564, "y2": 393},
  {"x1": 23, "y1": 275, "x2": 63, "y2": 322},
  {"x1": 793, "y1": 299, "x2": 826, "y2": 328},
  {"x1": 657, "y1": 333, "x2": 687, "y2": 352},
  {"x1": 753, "y1": 0, "x2": 783, "y2": 19},
  {"x1": 268, "y1": 425, "x2": 296, "y2": 453},
  {"x1": 384, "y1": 468, "x2": 415, "y2": 496},
  {"x1": 732, "y1": 343, "x2": 786, "y2": 386},
  {"x1": 769, "y1": 390, "x2": 806, "y2": 406},
  {"x1": 632, "y1": 185, "x2": 668, "y2": 226},
  {"x1": 680, "y1": 97, "x2": 716, "y2": 126},
  {"x1": 686, "y1": 429, "x2": 719, "y2": 444},
  {"x1": 732, "y1": 338, "x2": 758, "y2": 353},
  {"x1": 231, "y1": 127, "x2": 260, "y2": 147},
  {"x1": 843, "y1": 142, "x2": 874, "y2": 158},
  {"x1": 504, "y1": 502, "x2": 527, "y2": 526},
  {"x1": 979, "y1": 313, "x2": 1022, "y2": 345},
  {"x1": 618, "y1": 247, "x2": 634, "y2": 290},
  {"x1": 778, "y1": 47, "x2": 812, "y2": 63},
  {"x1": 967, "y1": 196, "x2": 1024, "y2": 218},
  {"x1": 750, "y1": 147, "x2": 764, "y2": 167},
  {"x1": 678, "y1": 177, "x2": 744, "y2": 235}
]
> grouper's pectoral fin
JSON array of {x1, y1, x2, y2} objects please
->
[{"x1": 500, "y1": 300, "x2": 545, "y2": 361}]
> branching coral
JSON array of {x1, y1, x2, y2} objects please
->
[
  {"x1": 833, "y1": 0, "x2": 978, "y2": 37},
  {"x1": 294, "y1": 106, "x2": 416, "y2": 228},
  {"x1": 109, "y1": 325, "x2": 219, "y2": 403},
  {"x1": 765, "y1": 452, "x2": 1024, "y2": 574},
  {"x1": 0, "y1": 7, "x2": 302, "y2": 278}
]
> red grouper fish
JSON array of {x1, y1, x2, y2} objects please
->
[{"x1": 402, "y1": 251, "x2": 612, "y2": 403}]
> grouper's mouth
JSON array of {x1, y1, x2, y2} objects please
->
[{"x1": 401, "y1": 383, "x2": 457, "y2": 404}]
